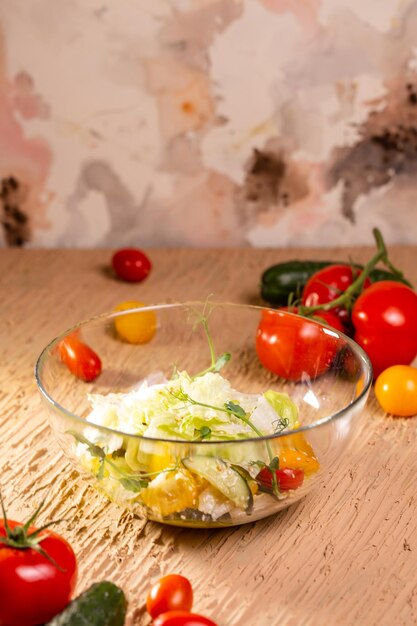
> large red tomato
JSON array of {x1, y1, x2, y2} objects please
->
[
  {"x1": 0, "y1": 520, "x2": 77, "y2": 625},
  {"x1": 256, "y1": 309, "x2": 340, "y2": 381},
  {"x1": 352, "y1": 281, "x2": 417, "y2": 377}
]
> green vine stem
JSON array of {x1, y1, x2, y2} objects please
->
[{"x1": 298, "y1": 228, "x2": 408, "y2": 316}]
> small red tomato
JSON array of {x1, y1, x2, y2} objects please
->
[
  {"x1": 0, "y1": 519, "x2": 77, "y2": 626},
  {"x1": 302, "y1": 264, "x2": 370, "y2": 328},
  {"x1": 352, "y1": 281, "x2": 417, "y2": 377},
  {"x1": 303, "y1": 264, "x2": 371, "y2": 306},
  {"x1": 256, "y1": 309, "x2": 339, "y2": 381},
  {"x1": 147, "y1": 575, "x2": 193, "y2": 619},
  {"x1": 256, "y1": 467, "x2": 304, "y2": 491},
  {"x1": 153, "y1": 611, "x2": 218, "y2": 626},
  {"x1": 112, "y1": 248, "x2": 152, "y2": 283},
  {"x1": 57, "y1": 334, "x2": 102, "y2": 382}
]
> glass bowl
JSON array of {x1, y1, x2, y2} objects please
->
[{"x1": 35, "y1": 302, "x2": 372, "y2": 528}]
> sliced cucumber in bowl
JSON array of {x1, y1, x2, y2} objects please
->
[{"x1": 182, "y1": 455, "x2": 253, "y2": 513}]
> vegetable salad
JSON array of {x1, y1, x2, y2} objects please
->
[{"x1": 73, "y1": 370, "x2": 319, "y2": 524}]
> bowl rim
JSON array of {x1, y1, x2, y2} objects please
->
[{"x1": 34, "y1": 301, "x2": 373, "y2": 445}]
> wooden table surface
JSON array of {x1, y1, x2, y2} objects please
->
[{"x1": 0, "y1": 246, "x2": 416, "y2": 626}]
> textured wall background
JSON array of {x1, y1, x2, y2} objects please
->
[{"x1": 1, "y1": 0, "x2": 417, "y2": 248}]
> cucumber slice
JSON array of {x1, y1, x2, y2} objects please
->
[{"x1": 182, "y1": 456, "x2": 253, "y2": 513}]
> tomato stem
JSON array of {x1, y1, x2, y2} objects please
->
[
  {"x1": 298, "y1": 228, "x2": 405, "y2": 316},
  {"x1": 0, "y1": 489, "x2": 66, "y2": 570}
]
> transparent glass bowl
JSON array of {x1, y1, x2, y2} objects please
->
[{"x1": 35, "y1": 302, "x2": 372, "y2": 528}]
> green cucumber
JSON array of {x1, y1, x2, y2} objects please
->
[
  {"x1": 182, "y1": 456, "x2": 253, "y2": 513},
  {"x1": 261, "y1": 260, "x2": 412, "y2": 305},
  {"x1": 46, "y1": 582, "x2": 127, "y2": 626}
]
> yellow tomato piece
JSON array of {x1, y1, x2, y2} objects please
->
[
  {"x1": 375, "y1": 365, "x2": 417, "y2": 417},
  {"x1": 114, "y1": 300, "x2": 157, "y2": 344},
  {"x1": 147, "y1": 446, "x2": 176, "y2": 474},
  {"x1": 141, "y1": 469, "x2": 207, "y2": 517},
  {"x1": 279, "y1": 448, "x2": 320, "y2": 476},
  {"x1": 283, "y1": 430, "x2": 316, "y2": 458}
]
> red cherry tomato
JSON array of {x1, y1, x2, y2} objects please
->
[
  {"x1": 256, "y1": 309, "x2": 340, "y2": 381},
  {"x1": 302, "y1": 264, "x2": 371, "y2": 328},
  {"x1": 147, "y1": 575, "x2": 193, "y2": 619},
  {"x1": 0, "y1": 520, "x2": 77, "y2": 626},
  {"x1": 352, "y1": 281, "x2": 417, "y2": 377},
  {"x1": 57, "y1": 334, "x2": 102, "y2": 382},
  {"x1": 256, "y1": 467, "x2": 304, "y2": 491},
  {"x1": 153, "y1": 611, "x2": 218, "y2": 626},
  {"x1": 303, "y1": 264, "x2": 371, "y2": 306},
  {"x1": 112, "y1": 248, "x2": 152, "y2": 283}
]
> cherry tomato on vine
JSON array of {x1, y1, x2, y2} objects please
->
[
  {"x1": 153, "y1": 611, "x2": 218, "y2": 626},
  {"x1": 111, "y1": 248, "x2": 152, "y2": 283},
  {"x1": 256, "y1": 309, "x2": 339, "y2": 381},
  {"x1": 0, "y1": 519, "x2": 77, "y2": 626},
  {"x1": 352, "y1": 281, "x2": 417, "y2": 377},
  {"x1": 256, "y1": 467, "x2": 304, "y2": 491},
  {"x1": 147, "y1": 574, "x2": 193, "y2": 619},
  {"x1": 374, "y1": 365, "x2": 417, "y2": 417},
  {"x1": 57, "y1": 334, "x2": 102, "y2": 382},
  {"x1": 302, "y1": 264, "x2": 371, "y2": 306},
  {"x1": 302, "y1": 264, "x2": 371, "y2": 329},
  {"x1": 114, "y1": 301, "x2": 157, "y2": 344}
]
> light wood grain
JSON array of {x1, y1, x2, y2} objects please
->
[{"x1": 0, "y1": 247, "x2": 416, "y2": 626}]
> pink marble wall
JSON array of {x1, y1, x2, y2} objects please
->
[{"x1": 1, "y1": 0, "x2": 417, "y2": 248}]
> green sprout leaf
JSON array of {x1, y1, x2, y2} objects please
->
[
  {"x1": 224, "y1": 401, "x2": 246, "y2": 419},
  {"x1": 196, "y1": 426, "x2": 212, "y2": 440},
  {"x1": 213, "y1": 352, "x2": 231, "y2": 372},
  {"x1": 119, "y1": 478, "x2": 149, "y2": 492},
  {"x1": 269, "y1": 456, "x2": 279, "y2": 472},
  {"x1": 70, "y1": 431, "x2": 106, "y2": 460}
]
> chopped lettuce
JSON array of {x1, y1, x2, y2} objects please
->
[{"x1": 85, "y1": 372, "x2": 292, "y2": 443}]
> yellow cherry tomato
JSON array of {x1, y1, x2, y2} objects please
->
[
  {"x1": 114, "y1": 300, "x2": 157, "y2": 344},
  {"x1": 375, "y1": 365, "x2": 417, "y2": 417}
]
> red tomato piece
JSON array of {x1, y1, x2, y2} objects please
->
[
  {"x1": 352, "y1": 281, "x2": 417, "y2": 377},
  {"x1": 0, "y1": 520, "x2": 77, "y2": 626},
  {"x1": 153, "y1": 611, "x2": 218, "y2": 626},
  {"x1": 147, "y1": 575, "x2": 193, "y2": 619},
  {"x1": 57, "y1": 334, "x2": 102, "y2": 382},
  {"x1": 256, "y1": 467, "x2": 304, "y2": 491},
  {"x1": 112, "y1": 248, "x2": 152, "y2": 283},
  {"x1": 256, "y1": 309, "x2": 339, "y2": 381}
]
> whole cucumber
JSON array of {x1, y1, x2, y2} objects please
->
[
  {"x1": 46, "y1": 582, "x2": 127, "y2": 626},
  {"x1": 261, "y1": 260, "x2": 411, "y2": 305}
]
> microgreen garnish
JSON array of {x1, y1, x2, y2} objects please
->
[
  {"x1": 194, "y1": 426, "x2": 212, "y2": 441},
  {"x1": 69, "y1": 431, "x2": 179, "y2": 492},
  {"x1": 170, "y1": 390, "x2": 281, "y2": 497},
  {"x1": 272, "y1": 418, "x2": 290, "y2": 434},
  {"x1": 188, "y1": 301, "x2": 232, "y2": 379},
  {"x1": 0, "y1": 490, "x2": 65, "y2": 571}
]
